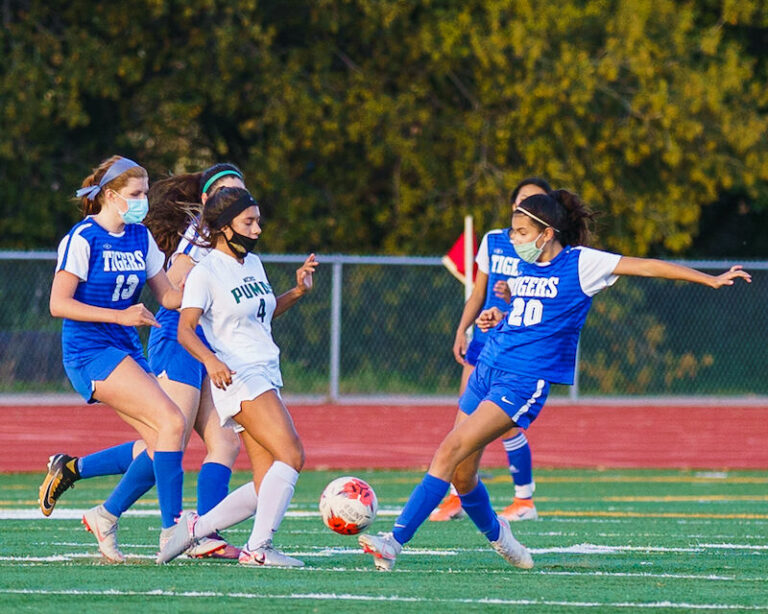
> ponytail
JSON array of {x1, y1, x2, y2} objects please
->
[{"x1": 549, "y1": 190, "x2": 595, "y2": 247}]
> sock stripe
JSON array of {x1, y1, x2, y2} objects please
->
[{"x1": 502, "y1": 433, "x2": 528, "y2": 451}]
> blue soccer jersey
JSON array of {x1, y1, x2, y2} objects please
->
[
  {"x1": 473, "y1": 228, "x2": 521, "y2": 345},
  {"x1": 56, "y1": 218, "x2": 165, "y2": 365},
  {"x1": 477, "y1": 246, "x2": 621, "y2": 385}
]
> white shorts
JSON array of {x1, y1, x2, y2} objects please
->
[{"x1": 210, "y1": 361, "x2": 284, "y2": 430}]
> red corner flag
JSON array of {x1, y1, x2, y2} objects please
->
[{"x1": 441, "y1": 227, "x2": 478, "y2": 284}]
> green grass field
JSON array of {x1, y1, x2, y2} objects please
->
[{"x1": 1, "y1": 468, "x2": 767, "y2": 613}]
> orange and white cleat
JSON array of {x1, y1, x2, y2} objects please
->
[
  {"x1": 429, "y1": 493, "x2": 465, "y2": 521},
  {"x1": 499, "y1": 497, "x2": 538, "y2": 522}
]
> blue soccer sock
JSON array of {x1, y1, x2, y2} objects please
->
[
  {"x1": 197, "y1": 462, "x2": 232, "y2": 516},
  {"x1": 103, "y1": 451, "x2": 156, "y2": 517},
  {"x1": 78, "y1": 441, "x2": 136, "y2": 479},
  {"x1": 392, "y1": 474, "x2": 449, "y2": 545},
  {"x1": 503, "y1": 432, "x2": 535, "y2": 498},
  {"x1": 153, "y1": 450, "x2": 184, "y2": 529},
  {"x1": 459, "y1": 480, "x2": 500, "y2": 541}
]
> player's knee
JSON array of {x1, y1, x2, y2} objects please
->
[
  {"x1": 452, "y1": 468, "x2": 477, "y2": 493},
  {"x1": 158, "y1": 403, "x2": 186, "y2": 439},
  {"x1": 278, "y1": 440, "x2": 304, "y2": 472},
  {"x1": 206, "y1": 429, "x2": 241, "y2": 463}
]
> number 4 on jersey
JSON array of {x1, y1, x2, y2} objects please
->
[{"x1": 256, "y1": 298, "x2": 266, "y2": 322}]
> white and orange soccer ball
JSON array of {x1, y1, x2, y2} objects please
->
[{"x1": 319, "y1": 476, "x2": 378, "y2": 535}]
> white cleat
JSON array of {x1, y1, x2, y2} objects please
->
[
  {"x1": 186, "y1": 534, "x2": 229, "y2": 558},
  {"x1": 358, "y1": 531, "x2": 402, "y2": 571},
  {"x1": 156, "y1": 511, "x2": 199, "y2": 564},
  {"x1": 238, "y1": 541, "x2": 304, "y2": 568},
  {"x1": 82, "y1": 505, "x2": 125, "y2": 563},
  {"x1": 490, "y1": 515, "x2": 534, "y2": 569}
]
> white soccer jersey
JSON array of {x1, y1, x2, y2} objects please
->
[{"x1": 182, "y1": 249, "x2": 280, "y2": 373}]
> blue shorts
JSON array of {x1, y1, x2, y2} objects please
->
[
  {"x1": 64, "y1": 346, "x2": 151, "y2": 403},
  {"x1": 458, "y1": 361, "x2": 550, "y2": 429},
  {"x1": 148, "y1": 336, "x2": 206, "y2": 390},
  {"x1": 464, "y1": 338, "x2": 485, "y2": 367}
]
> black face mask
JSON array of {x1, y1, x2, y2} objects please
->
[{"x1": 225, "y1": 229, "x2": 258, "y2": 257}]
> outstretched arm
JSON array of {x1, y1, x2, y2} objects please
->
[
  {"x1": 177, "y1": 307, "x2": 234, "y2": 390},
  {"x1": 613, "y1": 257, "x2": 751, "y2": 289}
]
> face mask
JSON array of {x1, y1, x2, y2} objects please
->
[
  {"x1": 225, "y1": 229, "x2": 258, "y2": 257},
  {"x1": 515, "y1": 232, "x2": 544, "y2": 263},
  {"x1": 114, "y1": 193, "x2": 149, "y2": 224}
]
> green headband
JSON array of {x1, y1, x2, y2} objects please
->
[{"x1": 202, "y1": 169, "x2": 243, "y2": 195}]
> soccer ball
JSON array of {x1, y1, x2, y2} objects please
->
[{"x1": 319, "y1": 476, "x2": 378, "y2": 535}]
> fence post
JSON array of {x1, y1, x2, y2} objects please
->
[
  {"x1": 329, "y1": 261, "x2": 342, "y2": 402},
  {"x1": 570, "y1": 340, "x2": 580, "y2": 401}
]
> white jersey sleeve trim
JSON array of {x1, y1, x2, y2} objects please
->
[
  {"x1": 577, "y1": 246, "x2": 622, "y2": 297},
  {"x1": 145, "y1": 231, "x2": 166, "y2": 278},
  {"x1": 181, "y1": 263, "x2": 212, "y2": 312},
  {"x1": 56, "y1": 226, "x2": 91, "y2": 281},
  {"x1": 475, "y1": 230, "x2": 496, "y2": 274}
]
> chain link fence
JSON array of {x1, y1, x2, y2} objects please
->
[{"x1": 1, "y1": 252, "x2": 765, "y2": 399}]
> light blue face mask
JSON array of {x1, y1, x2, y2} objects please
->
[
  {"x1": 114, "y1": 192, "x2": 149, "y2": 224},
  {"x1": 515, "y1": 232, "x2": 544, "y2": 263}
]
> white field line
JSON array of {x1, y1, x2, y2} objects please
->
[
  {"x1": 1, "y1": 589, "x2": 767, "y2": 610},
  {"x1": 0, "y1": 508, "x2": 401, "y2": 520}
]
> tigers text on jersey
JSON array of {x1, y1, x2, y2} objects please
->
[
  {"x1": 56, "y1": 218, "x2": 164, "y2": 364},
  {"x1": 477, "y1": 246, "x2": 621, "y2": 385},
  {"x1": 154, "y1": 221, "x2": 212, "y2": 343},
  {"x1": 473, "y1": 228, "x2": 520, "y2": 343},
  {"x1": 181, "y1": 249, "x2": 279, "y2": 372}
]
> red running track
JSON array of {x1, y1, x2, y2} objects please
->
[{"x1": 2, "y1": 403, "x2": 767, "y2": 473}]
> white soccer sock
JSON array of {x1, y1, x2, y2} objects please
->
[
  {"x1": 194, "y1": 481, "x2": 258, "y2": 538},
  {"x1": 514, "y1": 481, "x2": 535, "y2": 499},
  {"x1": 449, "y1": 483, "x2": 459, "y2": 496},
  {"x1": 247, "y1": 461, "x2": 299, "y2": 550}
]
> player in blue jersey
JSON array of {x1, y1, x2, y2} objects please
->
[
  {"x1": 432, "y1": 177, "x2": 551, "y2": 523},
  {"x1": 44, "y1": 155, "x2": 186, "y2": 563},
  {"x1": 39, "y1": 163, "x2": 247, "y2": 560},
  {"x1": 360, "y1": 189, "x2": 751, "y2": 571},
  {"x1": 157, "y1": 187, "x2": 318, "y2": 567}
]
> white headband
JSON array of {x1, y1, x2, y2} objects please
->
[{"x1": 516, "y1": 206, "x2": 560, "y2": 233}]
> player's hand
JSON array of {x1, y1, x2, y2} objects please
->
[
  {"x1": 453, "y1": 332, "x2": 469, "y2": 365},
  {"x1": 711, "y1": 265, "x2": 751, "y2": 288},
  {"x1": 116, "y1": 303, "x2": 160, "y2": 328},
  {"x1": 204, "y1": 356, "x2": 235, "y2": 390},
  {"x1": 493, "y1": 279, "x2": 512, "y2": 303},
  {"x1": 475, "y1": 307, "x2": 504, "y2": 332},
  {"x1": 295, "y1": 253, "x2": 318, "y2": 295}
]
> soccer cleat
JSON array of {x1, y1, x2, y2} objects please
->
[
  {"x1": 156, "y1": 511, "x2": 199, "y2": 564},
  {"x1": 490, "y1": 516, "x2": 534, "y2": 569},
  {"x1": 186, "y1": 533, "x2": 241, "y2": 559},
  {"x1": 358, "y1": 531, "x2": 402, "y2": 571},
  {"x1": 82, "y1": 505, "x2": 125, "y2": 563},
  {"x1": 238, "y1": 541, "x2": 304, "y2": 568},
  {"x1": 39, "y1": 453, "x2": 80, "y2": 517},
  {"x1": 499, "y1": 498, "x2": 539, "y2": 522},
  {"x1": 429, "y1": 493, "x2": 465, "y2": 522}
]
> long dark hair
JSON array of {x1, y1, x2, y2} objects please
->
[
  {"x1": 145, "y1": 163, "x2": 243, "y2": 261},
  {"x1": 514, "y1": 189, "x2": 595, "y2": 247}
]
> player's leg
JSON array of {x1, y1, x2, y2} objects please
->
[
  {"x1": 193, "y1": 377, "x2": 240, "y2": 515},
  {"x1": 38, "y1": 440, "x2": 145, "y2": 517},
  {"x1": 499, "y1": 425, "x2": 538, "y2": 521},
  {"x1": 185, "y1": 378, "x2": 243, "y2": 558},
  {"x1": 94, "y1": 356, "x2": 186, "y2": 533},
  {"x1": 430, "y1": 362, "x2": 474, "y2": 522},
  {"x1": 233, "y1": 392, "x2": 304, "y2": 567}
]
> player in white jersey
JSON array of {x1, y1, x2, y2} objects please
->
[
  {"x1": 432, "y1": 177, "x2": 551, "y2": 522},
  {"x1": 360, "y1": 189, "x2": 750, "y2": 571},
  {"x1": 39, "y1": 164, "x2": 248, "y2": 560},
  {"x1": 44, "y1": 156, "x2": 186, "y2": 563},
  {"x1": 157, "y1": 187, "x2": 318, "y2": 567}
]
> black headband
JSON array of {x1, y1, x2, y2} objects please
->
[{"x1": 213, "y1": 192, "x2": 258, "y2": 229}]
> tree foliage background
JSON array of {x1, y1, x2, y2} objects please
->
[{"x1": 1, "y1": 0, "x2": 767, "y2": 255}]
